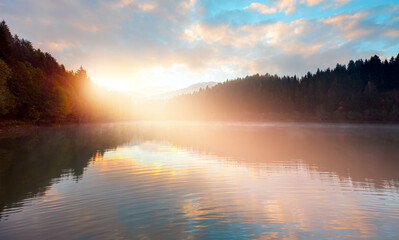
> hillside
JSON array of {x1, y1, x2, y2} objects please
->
[{"x1": 0, "y1": 20, "x2": 97, "y2": 124}]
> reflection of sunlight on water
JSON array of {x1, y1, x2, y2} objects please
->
[
  {"x1": 1, "y1": 122, "x2": 399, "y2": 240},
  {"x1": 85, "y1": 140, "x2": 399, "y2": 239}
]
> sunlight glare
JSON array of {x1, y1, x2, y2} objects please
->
[{"x1": 93, "y1": 78, "x2": 131, "y2": 92}]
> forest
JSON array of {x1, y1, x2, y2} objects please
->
[
  {"x1": 1, "y1": 20, "x2": 399, "y2": 124},
  {"x1": 0, "y1": 20, "x2": 98, "y2": 124},
  {"x1": 162, "y1": 54, "x2": 399, "y2": 122},
  {"x1": 0, "y1": 20, "x2": 135, "y2": 125}
]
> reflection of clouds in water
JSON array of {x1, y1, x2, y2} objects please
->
[
  {"x1": 1, "y1": 123, "x2": 399, "y2": 239},
  {"x1": 90, "y1": 141, "x2": 399, "y2": 238}
]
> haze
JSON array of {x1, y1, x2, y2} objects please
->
[{"x1": 1, "y1": 0, "x2": 398, "y2": 96}]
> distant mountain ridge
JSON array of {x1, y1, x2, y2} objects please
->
[{"x1": 152, "y1": 81, "x2": 218, "y2": 99}]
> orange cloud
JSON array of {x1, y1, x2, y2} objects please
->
[
  {"x1": 181, "y1": 19, "x2": 330, "y2": 55},
  {"x1": 245, "y1": 3, "x2": 277, "y2": 14},
  {"x1": 35, "y1": 41, "x2": 72, "y2": 52},
  {"x1": 301, "y1": 0, "x2": 324, "y2": 6},
  {"x1": 322, "y1": 12, "x2": 371, "y2": 39},
  {"x1": 138, "y1": 3, "x2": 156, "y2": 11},
  {"x1": 112, "y1": 0, "x2": 134, "y2": 8},
  {"x1": 275, "y1": 0, "x2": 296, "y2": 14}
]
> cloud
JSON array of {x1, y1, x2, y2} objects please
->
[
  {"x1": 0, "y1": 0, "x2": 397, "y2": 94},
  {"x1": 321, "y1": 12, "x2": 370, "y2": 39},
  {"x1": 275, "y1": 0, "x2": 351, "y2": 13},
  {"x1": 334, "y1": 0, "x2": 351, "y2": 4},
  {"x1": 180, "y1": 4, "x2": 399, "y2": 77},
  {"x1": 138, "y1": 3, "x2": 157, "y2": 11},
  {"x1": 384, "y1": 29, "x2": 399, "y2": 37},
  {"x1": 112, "y1": 0, "x2": 157, "y2": 11},
  {"x1": 275, "y1": 0, "x2": 296, "y2": 14},
  {"x1": 245, "y1": 3, "x2": 277, "y2": 14},
  {"x1": 112, "y1": 0, "x2": 134, "y2": 8},
  {"x1": 248, "y1": 44, "x2": 376, "y2": 76},
  {"x1": 70, "y1": 21, "x2": 103, "y2": 33},
  {"x1": 301, "y1": 0, "x2": 349, "y2": 7},
  {"x1": 301, "y1": 0, "x2": 323, "y2": 6},
  {"x1": 182, "y1": 19, "x2": 334, "y2": 54},
  {"x1": 37, "y1": 41, "x2": 73, "y2": 52}
]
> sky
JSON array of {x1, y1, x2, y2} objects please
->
[{"x1": 1, "y1": 0, "x2": 399, "y2": 96}]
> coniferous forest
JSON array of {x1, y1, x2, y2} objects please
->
[
  {"x1": 1, "y1": 20, "x2": 399, "y2": 124},
  {"x1": 162, "y1": 54, "x2": 399, "y2": 122},
  {"x1": 0, "y1": 20, "x2": 98, "y2": 124}
]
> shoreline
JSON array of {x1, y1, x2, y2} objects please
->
[{"x1": 1, "y1": 118, "x2": 398, "y2": 131}]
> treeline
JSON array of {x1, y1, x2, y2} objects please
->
[
  {"x1": 0, "y1": 20, "x2": 104, "y2": 124},
  {"x1": 164, "y1": 54, "x2": 399, "y2": 122},
  {"x1": 2, "y1": 19, "x2": 399, "y2": 124}
]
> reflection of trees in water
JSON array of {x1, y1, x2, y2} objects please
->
[
  {"x1": 1, "y1": 123, "x2": 398, "y2": 219},
  {"x1": 138, "y1": 124, "x2": 399, "y2": 187},
  {"x1": 0, "y1": 124, "x2": 134, "y2": 218}
]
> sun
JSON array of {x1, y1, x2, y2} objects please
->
[{"x1": 92, "y1": 78, "x2": 131, "y2": 92}]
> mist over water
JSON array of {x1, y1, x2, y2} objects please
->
[{"x1": 0, "y1": 122, "x2": 398, "y2": 239}]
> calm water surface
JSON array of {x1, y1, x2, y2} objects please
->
[{"x1": 0, "y1": 122, "x2": 398, "y2": 239}]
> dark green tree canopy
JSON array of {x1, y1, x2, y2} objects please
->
[{"x1": 0, "y1": 20, "x2": 95, "y2": 123}]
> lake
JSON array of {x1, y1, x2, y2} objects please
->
[{"x1": 0, "y1": 122, "x2": 398, "y2": 239}]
